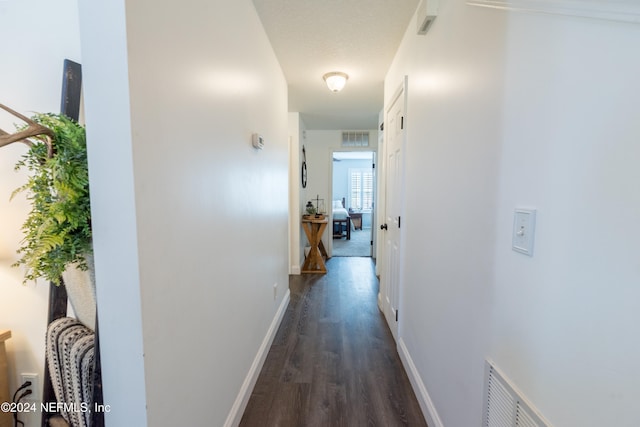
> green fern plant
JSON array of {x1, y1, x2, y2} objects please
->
[{"x1": 11, "y1": 113, "x2": 92, "y2": 285}]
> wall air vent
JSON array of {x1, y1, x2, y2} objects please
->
[
  {"x1": 341, "y1": 131, "x2": 369, "y2": 147},
  {"x1": 483, "y1": 360, "x2": 551, "y2": 427},
  {"x1": 417, "y1": 0, "x2": 439, "y2": 35}
]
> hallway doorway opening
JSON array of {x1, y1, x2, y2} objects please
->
[{"x1": 331, "y1": 150, "x2": 375, "y2": 257}]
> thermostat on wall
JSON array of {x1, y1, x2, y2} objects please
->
[{"x1": 252, "y1": 133, "x2": 264, "y2": 150}]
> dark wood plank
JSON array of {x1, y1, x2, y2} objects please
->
[
  {"x1": 60, "y1": 59, "x2": 82, "y2": 121},
  {"x1": 43, "y1": 59, "x2": 81, "y2": 427},
  {"x1": 41, "y1": 283, "x2": 68, "y2": 427},
  {"x1": 240, "y1": 257, "x2": 428, "y2": 427}
]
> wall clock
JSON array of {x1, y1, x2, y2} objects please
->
[{"x1": 301, "y1": 145, "x2": 307, "y2": 188}]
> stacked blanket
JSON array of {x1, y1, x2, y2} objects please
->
[{"x1": 46, "y1": 317, "x2": 95, "y2": 427}]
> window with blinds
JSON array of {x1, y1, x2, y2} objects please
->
[
  {"x1": 349, "y1": 168, "x2": 373, "y2": 210},
  {"x1": 342, "y1": 131, "x2": 369, "y2": 147}
]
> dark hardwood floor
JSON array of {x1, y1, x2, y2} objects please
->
[{"x1": 240, "y1": 257, "x2": 428, "y2": 427}]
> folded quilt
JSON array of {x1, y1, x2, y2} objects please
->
[{"x1": 46, "y1": 317, "x2": 95, "y2": 427}]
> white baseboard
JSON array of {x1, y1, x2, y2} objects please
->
[
  {"x1": 224, "y1": 289, "x2": 291, "y2": 427},
  {"x1": 398, "y1": 338, "x2": 444, "y2": 427},
  {"x1": 291, "y1": 265, "x2": 301, "y2": 275}
]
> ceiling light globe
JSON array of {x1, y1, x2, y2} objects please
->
[{"x1": 323, "y1": 72, "x2": 349, "y2": 92}]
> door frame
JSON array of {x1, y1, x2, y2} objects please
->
[{"x1": 328, "y1": 148, "x2": 377, "y2": 258}]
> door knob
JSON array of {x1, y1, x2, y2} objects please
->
[{"x1": 380, "y1": 224, "x2": 388, "y2": 230}]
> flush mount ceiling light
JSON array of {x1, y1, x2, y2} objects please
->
[{"x1": 323, "y1": 72, "x2": 349, "y2": 92}]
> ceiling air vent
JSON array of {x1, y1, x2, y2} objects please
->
[{"x1": 417, "y1": 0, "x2": 439, "y2": 35}]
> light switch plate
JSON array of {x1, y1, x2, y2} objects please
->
[{"x1": 512, "y1": 209, "x2": 536, "y2": 256}]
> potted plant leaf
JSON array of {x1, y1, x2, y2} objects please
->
[{"x1": 10, "y1": 112, "x2": 95, "y2": 328}]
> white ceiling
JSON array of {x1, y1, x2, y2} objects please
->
[{"x1": 252, "y1": 0, "x2": 420, "y2": 130}]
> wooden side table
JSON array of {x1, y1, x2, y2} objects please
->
[
  {"x1": 0, "y1": 330, "x2": 11, "y2": 427},
  {"x1": 301, "y1": 217, "x2": 328, "y2": 274}
]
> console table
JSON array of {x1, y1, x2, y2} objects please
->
[
  {"x1": 0, "y1": 330, "x2": 11, "y2": 427},
  {"x1": 301, "y1": 217, "x2": 328, "y2": 274}
]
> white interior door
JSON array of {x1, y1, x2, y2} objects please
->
[{"x1": 381, "y1": 81, "x2": 405, "y2": 341}]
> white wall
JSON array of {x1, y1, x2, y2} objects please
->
[
  {"x1": 79, "y1": 0, "x2": 289, "y2": 425},
  {"x1": 491, "y1": 10, "x2": 640, "y2": 427},
  {"x1": 386, "y1": 1, "x2": 640, "y2": 426},
  {"x1": 77, "y1": 0, "x2": 147, "y2": 424},
  {"x1": 385, "y1": 3, "x2": 503, "y2": 425},
  {"x1": 0, "y1": 1, "x2": 81, "y2": 425},
  {"x1": 289, "y1": 112, "x2": 307, "y2": 273}
]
